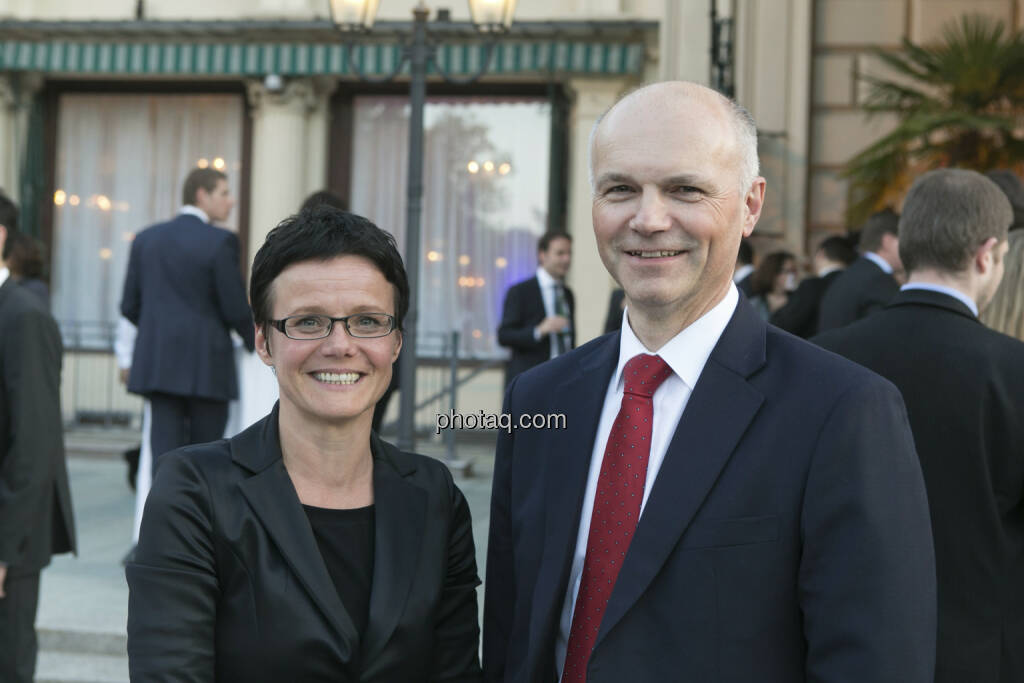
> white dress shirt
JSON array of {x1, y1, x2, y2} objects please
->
[
  {"x1": 179, "y1": 204, "x2": 210, "y2": 224},
  {"x1": 901, "y1": 282, "x2": 978, "y2": 317},
  {"x1": 554, "y1": 284, "x2": 740, "y2": 679},
  {"x1": 0, "y1": 266, "x2": 9, "y2": 287},
  {"x1": 863, "y1": 251, "x2": 894, "y2": 274},
  {"x1": 535, "y1": 266, "x2": 570, "y2": 359}
]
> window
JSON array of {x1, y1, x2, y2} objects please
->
[
  {"x1": 51, "y1": 92, "x2": 244, "y2": 348},
  {"x1": 349, "y1": 95, "x2": 552, "y2": 358}
]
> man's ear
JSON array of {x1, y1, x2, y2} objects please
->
[
  {"x1": 742, "y1": 177, "x2": 766, "y2": 237},
  {"x1": 975, "y1": 236, "x2": 1000, "y2": 274}
]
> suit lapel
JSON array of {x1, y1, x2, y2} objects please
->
[
  {"x1": 362, "y1": 435, "x2": 427, "y2": 662},
  {"x1": 594, "y1": 301, "x2": 767, "y2": 649},
  {"x1": 528, "y1": 335, "x2": 619, "y2": 657},
  {"x1": 231, "y1": 412, "x2": 360, "y2": 661}
]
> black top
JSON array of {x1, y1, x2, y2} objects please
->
[{"x1": 303, "y1": 504, "x2": 376, "y2": 644}]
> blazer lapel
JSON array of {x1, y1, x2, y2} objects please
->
[
  {"x1": 528, "y1": 335, "x2": 619, "y2": 659},
  {"x1": 595, "y1": 301, "x2": 767, "y2": 649},
  {"x1": 231, "y1": 412, "x2": 360, "y2": 661},
  {"x1": 362, "y1": 436, "x2": 427, "y2": 662}
]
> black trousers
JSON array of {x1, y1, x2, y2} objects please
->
[
  {"x1": 0, "y1": 571, "x2": 40, "y2": 683},
  {"x1": 149, "y1": 392, "x2": 228, "y2": 471}
]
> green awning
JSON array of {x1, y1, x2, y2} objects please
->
[{"x1": 0, "y1": 39, "x2": 645, "y2": 77}]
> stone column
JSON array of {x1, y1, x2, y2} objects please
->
[
  {"x1": 303, "y1": 77, "x2": 338, "y2": 196},
  {"x1": 564, "y1": 78, "x2": 630, "y2": 345},
  {"x1": 246, "y1": 77, "x2": 334, "y2": 262},
  {"x1": 0, "y1": 76, "x2": 18, "y2": 198},
  {"x1": 659, "y1": 0, "x2": 712, "y2": 83},
  {"x1": 734, "y1": 0, "x2": 812, "y2": 250}
]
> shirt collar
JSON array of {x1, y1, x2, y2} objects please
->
[
  {"x1": 536, "y1": 266, "x2": 560, "y2": 289},
  {"x1": 0, "y1": 266, "x2": 8, "y2": 287},
  {"x1": 863, "y1": 251, "x2": 894, "y2": 274},
  {"x1": 733, "y1": 263, "x2": 754, "y2": 282},
  {"x1": 615, "y1": 283, "x2": 739, "y2": 391},
  {"x1": 179, "y1": 204, "x2": 210, "y2": 224},
  {"x1": 900, "y1": 282, "x2": 979, "y2": 317}
]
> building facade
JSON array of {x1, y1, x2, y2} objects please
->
[{"x1": 0, "y1": 0, "x2": 1016, "y2": 427}]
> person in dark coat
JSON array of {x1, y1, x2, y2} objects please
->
[
  {"x1": 0, "y1": 191, "x2": 76, "y2": 683},
  {"x1": 817, "y1": 208, "x2": 902, "y2": 331},
  {"x1": 814, "y1": 168, "x2": 1024, "y2": 683},
  {"x1": 733, "y1": 237, "x2": 754, "y2": 296},
  {"x1": 127, "y1": 207, "x2": 482, "y2": 682},
  {"x1": 497, "y1": 232, "x2": 575, "y2": 387},
  {"x1": 770, "y1": 235, "x2": 856, "y2": 338},
  {"x1": 120, "y1": 168, "x2": 255, "y2": 468},
  {"x1": 4, "y1": 231, "x2": 49, "y2": 308}
]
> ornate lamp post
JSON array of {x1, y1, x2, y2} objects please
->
[{"x1": 329, "y1": 0, "x2": 517, "y2": 451}]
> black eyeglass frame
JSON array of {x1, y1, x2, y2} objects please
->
[{"x1": 269, "y1": 313, "x2": 397, "y2": 340}]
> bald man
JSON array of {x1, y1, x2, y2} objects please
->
[{"x1": 483, "y1": 82, "x2": 936, "y2": 682}]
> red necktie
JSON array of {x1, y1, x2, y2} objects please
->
[{"x1": 562, "y1": 353, "x2": 673, "y2": 682}]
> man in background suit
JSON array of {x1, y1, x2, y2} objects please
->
[
  {"x1": 770, "y1": 235, "x2": 856, "y2": 338},
  {"x1": 497, "y1": 232, "x2": 575, "y2": 387},
  {"x1": 733, "y1": 237, "x2": 754, "y2": 296},
  {"x1": 814, "y1": 169, "x2": 1024, "y2": 683},
  {"x1": 120, "y1": 168, "x2": 255, "y2": 469},
  {"x1": 484, "y1": 81, "x2": 935, "y2": 682},
  {"x1": 817, "y1": 209, "x2": 901, "y2": 331},
  {"x1": 0, "y1": 191, "x2": 76, "y2": 683}
]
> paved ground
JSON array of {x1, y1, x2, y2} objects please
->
[{"x1": 34, "y1": 429, "x2": 496, "y2": 683}]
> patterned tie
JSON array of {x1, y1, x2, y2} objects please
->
[{"x1": 562, "y1": 353, "x2": 673, "y2": 681}]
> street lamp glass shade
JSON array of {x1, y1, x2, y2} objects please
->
[
  {"x1": 467, "y1": 0, "x2": 516, "y2": 31},
  {"x1": 328, "y1": 0, "x2": 380, "y2": 30}
]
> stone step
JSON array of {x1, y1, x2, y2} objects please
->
[
  {"x1": 39, "y1": 628, "x2": 127, "y2": 657},
  {"x1": 35, "y1": 650, "x2": 128, "y2": 683}
]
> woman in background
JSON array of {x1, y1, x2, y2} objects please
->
[
  {"x1": 748, "y1": 250, "x2": 797, "y2": 320},
  {"x1": 981, "y1": 229, "x2": 1024, "y2": 341}
]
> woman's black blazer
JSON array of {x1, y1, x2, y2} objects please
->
[{"x1": 126, "y1": 406, "x2": 482, "y2": 682}]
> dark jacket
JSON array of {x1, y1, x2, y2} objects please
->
[
  {"x1": 814, "y1": 288, "x2": 1024, "y2": 683},
  {"x1": 817, "y1": 256, "x2": 899, "y2": 332},
  {"x1": 497, "y1": 276, "x2": 575, "y2": 387},
  {"x1": 127, "y1": 407, "x2": 482, "y2": 682},
  {"x1": 770, "y1": 269, "x2": 842, "y2": 338},
  {"x1": 120, "y1": 213, "x2": 254, "y2": 401},
  {"x1": 484, "y1": 297, "x2": 936, "y2": 682},
  {"x1": 0, "y1": 279, "x2": 75, "y2": 575}
]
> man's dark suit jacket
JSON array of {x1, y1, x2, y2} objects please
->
[
  {"x1": 497, "y1": 276, "x2": 575, "y2": 387},
  {"x1": 484, "y1": 297, "x2": 936, "y2": 682},
  {"x1": 126, "y1": 406, "x2": 482, "y2": 682},
  {"x1": 602, "y1": 289, "x2": 626, "y2": 334},
  {"x1": 770, "y1": 269, "x2": 842, "y2": 338},
  {"x1": 817, "y1": 255, "x2": 899, "y2": 331},
  {"x1": 0, "y1": 279, "x2": 75, "y2": 576},
  {"x1": 120, "y1": 213, "x2": 255, "y2": 401},
  {"x1": 814, "y1": 289, "x2": 1024, "y2": 683}
]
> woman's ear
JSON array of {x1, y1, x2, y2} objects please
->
[{"x1": 255, "y1": 323, "x2": 274, "y2": 364}]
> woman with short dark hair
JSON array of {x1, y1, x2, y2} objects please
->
[
  {"x1": 127, "y1": 206, "x2": 482, "y2": 682},
  {"x1": 748, "y1": 250, "x2": 797, "y2": 320}
]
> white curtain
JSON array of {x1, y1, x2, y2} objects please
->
[
  {"x1": 51, "y1": 93, "x2": 244, "y2": 348},
  {"x1": 350, "y1": 96, "x2": 551, "y2": 358}
]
